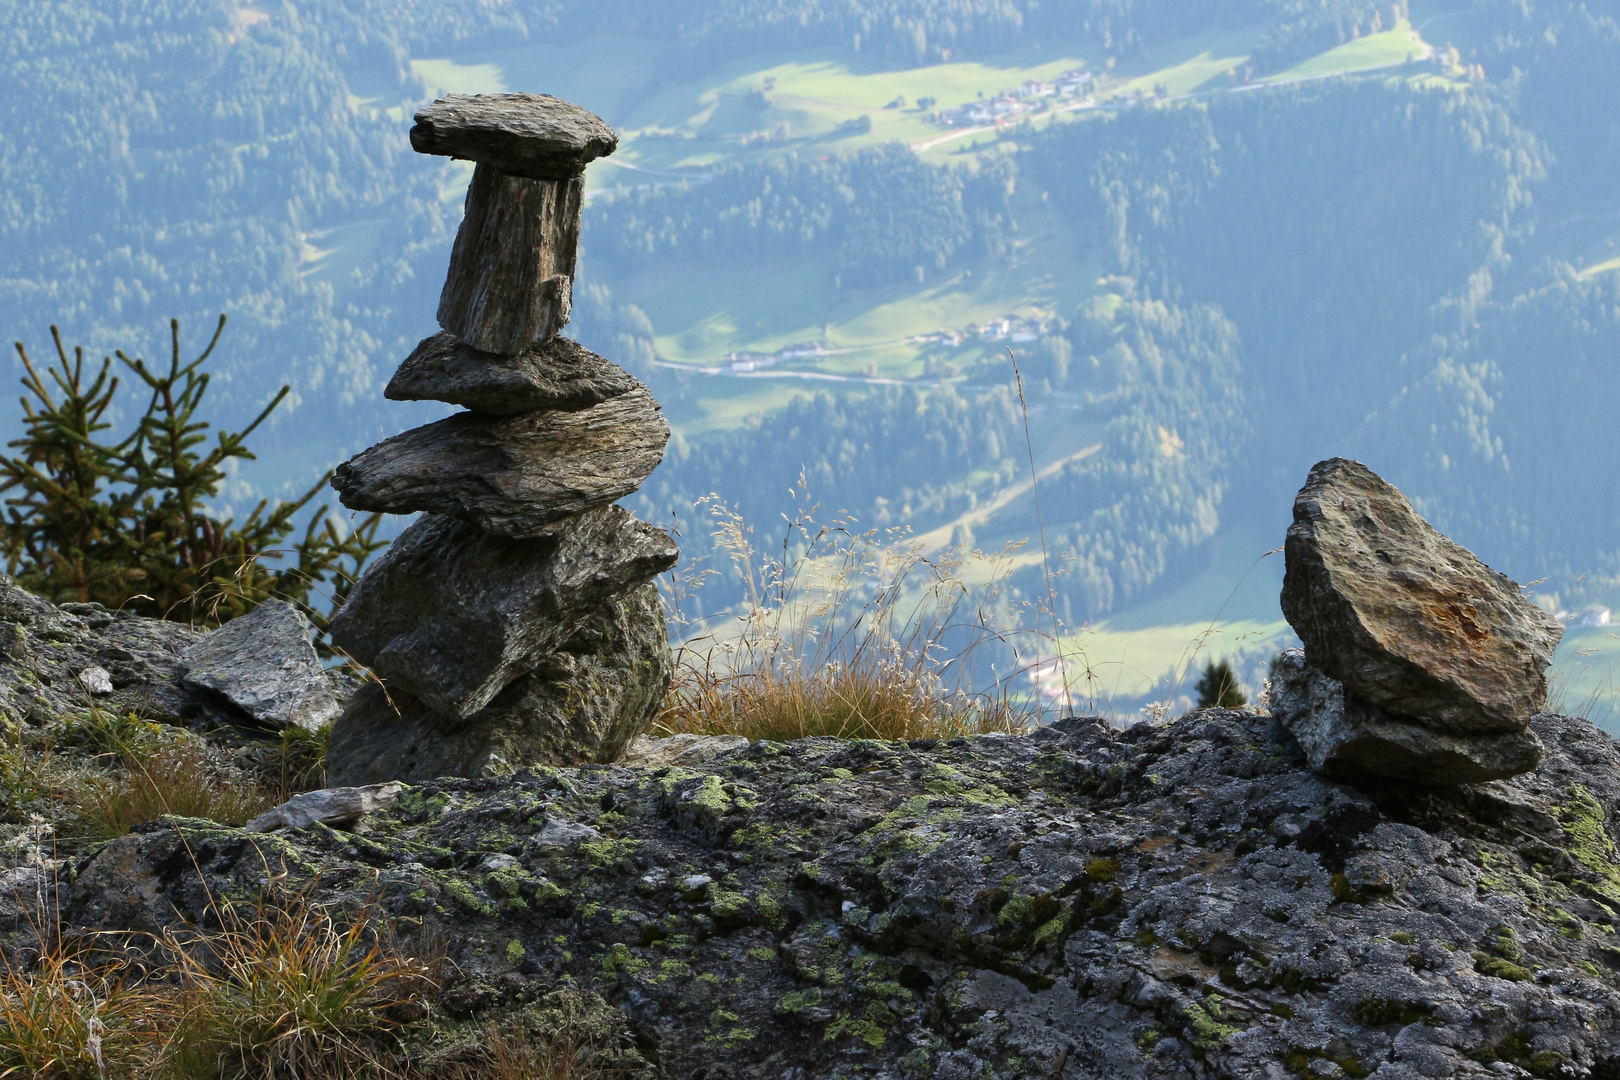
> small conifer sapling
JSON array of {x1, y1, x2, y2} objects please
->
[{"x1": 1, "y1": 316, "x2": 384, "y2": 639}]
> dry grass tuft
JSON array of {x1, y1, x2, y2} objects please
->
[
  {"x1": 0, "y1": 890, "x2": 436, "y2": 1080},
  {"x1": 56, "y1": 709, "x2": 272, "y2": 845},
  {"x1": 0, "y1": 944, "x2": 163, "y2": 1079},
  {"x1": 437, "y1": 1025, "x2": 625, "y2": 1080},
  {"x1": 662, "y1": 651, "x2": 1024, "y2": 742},
  {"x1": 657, "y1": 491, "x2": 1038, "y2": 742},
  {"x1": 73, "y1": 743, "x2": 272, "y2": 844},
  {"x1": 158, "y1": 892, "x2": 433, "y2": 1080},
  {"x1": 426, "y1": 988, "x2": 648, "y2": 1080}
]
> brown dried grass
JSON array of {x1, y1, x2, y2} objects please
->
[{"x1": 656, "y1": 490, "x2": 1039, "y2": 743}]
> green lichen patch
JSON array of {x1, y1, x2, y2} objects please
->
[
  {"x1": 1473, "y1": 951, "x2": 1534, "y2": 982},
  {"x1": 1183, "y1": 994, "x2": 1242, "y2": 1052},
  {"x1": 1556, "y1": 785, "x2": 1620, "y2": 907}
]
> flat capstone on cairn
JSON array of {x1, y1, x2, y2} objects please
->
[
  {"x1": 324, "y1": 93, "x2": 679, "y2": 786},
  {"x1": 1269, "y1": 457, "x2": 1564, "y2": 786}
]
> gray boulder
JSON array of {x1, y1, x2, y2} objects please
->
[
  {"x1": 331, "y1": 388, "x2": 669, "y2": 539},
  {"x1": 386, "y1": 331, "x2": 640, "y2": 415},
  {"x1": 61, "y1": 708, "x2": 1620, "y2": 1079},
  {"x1": 1269, "y1": 649, "x2": 1543, "y2": 785},
  {"x1": 181, "y1": 599, "x2": 342, "y2": 730},
  {"x1": 328, "y1": 510, "x2": 677, "y2": 720},
  {"x1": 327, "y1": 583, "x2": 672, "y2": 785},
  {"x1": 1280, "y1": 457, "x2": 1562, "y2": 733}
]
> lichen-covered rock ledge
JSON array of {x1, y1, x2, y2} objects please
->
[{"x1": 60, "y1": 709, "x2": 1620, "y2": 1079}]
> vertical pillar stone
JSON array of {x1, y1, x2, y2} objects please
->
[{"x1": 409, "y1": 92, "x2": 615, "y2": 353}]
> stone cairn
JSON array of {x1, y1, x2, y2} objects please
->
[
  {"x1": 322, "y1": 94, "x2": 678, "y2": 786},
  {"x1": 1269, "y1": 458, "x2": 1563, "y2": 786}
]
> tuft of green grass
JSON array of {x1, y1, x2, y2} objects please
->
[{"x1": 273, "y1": 722, "x2": 331, "y2": 802}]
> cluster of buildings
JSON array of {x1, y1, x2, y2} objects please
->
[
  {"x1": 1556, "y1": 605, "x2": 1612, "y2": 629},
  {"x1": 933, "y1": 70, "x2": 1094, "y2": 127},
  {"x1": 909, "y1": 314, "x2": 1048, "y2": 348},
  {"x1": 720, "y1": 340, "x2": 828, "y2": 372},
  {"x1": 721, "y1": 351, "x2": 777, "y2": 373}
]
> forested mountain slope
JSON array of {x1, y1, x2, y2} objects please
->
[{"x1": 4, "y1": 0, "x2": 1620, "y2": 706}]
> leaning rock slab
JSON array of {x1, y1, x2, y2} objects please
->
[
  {"x1": 329, "y1": 508, "x2": 677, "y2": 719},
  {"x1": 327, "y1": 584, "x2": 672, "y2": 785},
  {"x1": 181, "y1": 600, "x2": 342, "y2": 730},
  {"x1": 386, "y1": 332, "x2": 640, "y2": 415},
  {"x1": 332, "y1": 388, "x2": 669, "y2": 538},
  {"x1": 1269, "y1": 649, "x2": 1543, "y2": 784},
  {"x1": 1280, "y1": 457, "x2": 1562, "y2": 733}
]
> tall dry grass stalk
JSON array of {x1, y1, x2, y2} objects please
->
[{"x1": 657, "y1": 489, "x2": 1041, "y2": 742}]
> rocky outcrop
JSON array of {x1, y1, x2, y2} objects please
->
[
  {"x1": 0, "y1": 574, "x2": 243, "y2": 729},
  {"x1": 1276, "y1": 459, "x2": 1560, "y2": 784},
  {"x1": 328, "y1": 93, "x2": 676, "y2": 778},
  {"x1": 61, "y1": 708, "x2": 1620, "y2": 1079}
]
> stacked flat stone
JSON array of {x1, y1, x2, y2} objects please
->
[
  {"x1": 323, "y1": 94, "x2": 678, "y2": 786},
  {"x1": 1269, "y1": 458, "x2": 1562, "y2": 786}
]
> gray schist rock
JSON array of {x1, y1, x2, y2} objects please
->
[
  {"x1": 244, "y1": 782, "x2": 403, "y2": 833},
  {"x1": 181, "y1": 600, "x2": 342, "y2": 730},
  {"x1": 1281, "y1": 457, "x2": 1562, "y2": 733},
  {"x1": 438, "y1": 164, "x2": 582, "y2": 352},
  {"x1": 1268, "y1": 649, "x2": 1543, "y2": 785},
  {"x1": 386, "y1": 332, "x2": 640, "y2": 415},
  {"x1": 322, "y1": 92, "x2": 675, "y2": 785},
  {"x1": 409, "y1": 93, "x2": 618, "y2": 180},
  {"x1": 328, "y1": 509, "x2": 677, "y2": 720},
  {"x1": 327, "y1": 583, "x2": 672, "y2": 785},
  {"x1": 621, "y1": 733, "x2": 751, "y2": 768},
  {"x1": 331, "y1": 388, "x2": 669, "y2": 538},
  {"x1": 412, "y1": 95, "x2": 616, "y2": 353}
]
